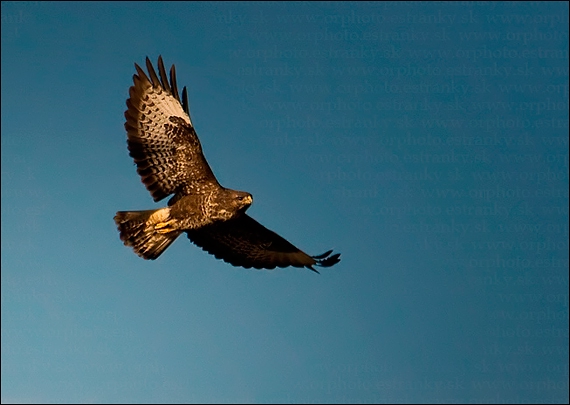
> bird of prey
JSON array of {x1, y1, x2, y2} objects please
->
[{"x1": 114, "y1": 56, "x2": 340, "y2": 272}]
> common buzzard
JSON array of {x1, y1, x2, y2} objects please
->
[{"x1": 114, "y1": 56, "x2": 340, "y2": 272}]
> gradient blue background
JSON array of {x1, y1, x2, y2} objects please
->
[{"x1": 2, "y1": 2, "x2": 568, "y2": 403}]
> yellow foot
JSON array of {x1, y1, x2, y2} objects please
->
[{"x1": 154, "y1": 220, "x2": 176, "y2": 234}]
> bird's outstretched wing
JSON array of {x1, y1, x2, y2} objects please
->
[
  {"x1": 124, "y1": 56, "x2": 220, "y2": 202},
  {"x1": 186, "y1": 214, "x2": 341, "y2": 272}
]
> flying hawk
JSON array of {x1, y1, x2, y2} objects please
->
[{"x1": 114, "y1": 56, "x2": 340, "y2": 272}]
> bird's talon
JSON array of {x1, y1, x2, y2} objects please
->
[{"x1": 155, "y1": 221, "x2": 174, "y2": 233}]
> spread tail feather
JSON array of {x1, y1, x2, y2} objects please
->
[{"x1": 114, "y1": 208, "x2": 181, "y2": 260}]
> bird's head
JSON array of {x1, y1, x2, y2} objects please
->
[
  {"x1": 210, "y1": 189, "x2": 253, "y2": 221},
  {"x1": 233, "y1": 191, "x2": 253, "y2": 212}
]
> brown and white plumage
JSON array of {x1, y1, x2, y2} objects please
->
[
  {"x1": 124, "y1": 56, "x2": 219, "y2": 202},
  {"x1": 115, "y1": 56, "x2": 341, "y2": 272}
]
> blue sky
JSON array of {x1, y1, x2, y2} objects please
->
[{"x1": 1, "y1": 1, "x2": 568, "y2": 403}]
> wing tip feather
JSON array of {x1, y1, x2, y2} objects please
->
[
  {"x1": 311, "y1": 250, "x2": 341, "y2": 269},
  {"x1": 145, "y1": 56, "x2": 162, "y2": 88}
]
